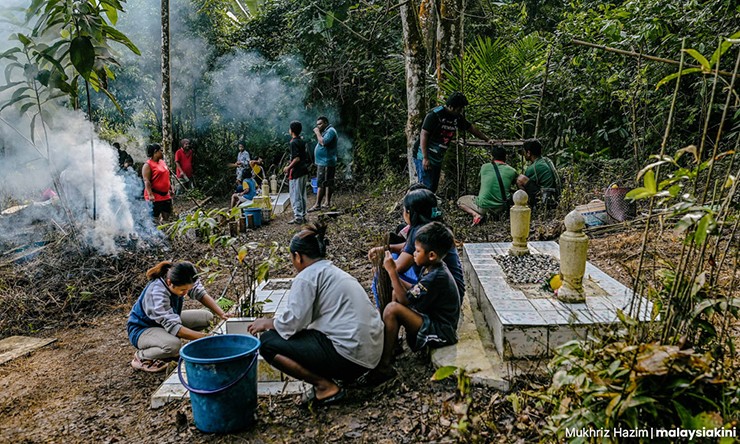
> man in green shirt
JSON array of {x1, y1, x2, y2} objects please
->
[
  {"x1": 457, "y1": 145, "x2": 518, "y2": 225},
  {"x1": 517, "y1": 139, "x2": 561, "y2": 210}
]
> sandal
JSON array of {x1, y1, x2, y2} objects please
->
[
  {"x1": 307, "y1": 205, "x2": 322, "y2": 213},
  {"x1": 299, "y1": 387, "x2": 346, "y2": 408},
  {"x1": 131, "y1": 354, "x2": 168, "y2": 373},
  {"x1": 472, "y1": 215, "x2": 483, "y2": 226}
]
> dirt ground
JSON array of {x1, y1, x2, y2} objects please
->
[{"x1": 0, "y1": 186, "x2": 649, "y2": 443}]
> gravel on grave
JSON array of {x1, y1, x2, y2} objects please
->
[{"x1": 494, "y1": 253, "x2": 560, "y2": 284}]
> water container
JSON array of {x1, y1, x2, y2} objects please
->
[
  {"x1": 575, "y1": 199, "x2": 608, "y2": 227},
  {"x1": 243, "y1": 207, "x2": 262, "y2": 227},
  {"x1": 311, "y1": 177, "x2": 318, "y2": 194},
  {"x1": 178, "y1": 334, "x2": 260, "y2": 433}
]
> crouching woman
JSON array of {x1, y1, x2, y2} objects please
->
[
  {"x1": 127, "y1": 261, "x2": 229, "y2": 372},
  {"x1": 248, "y1": 223, "x2": 384, "y2": 407}
]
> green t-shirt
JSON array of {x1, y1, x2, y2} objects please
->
[
  {"x1": 475, "y1": 162, "x2": 518, "y2": 209},
  {"x1": 524, "y1": 157, "x2": 558, "y2": 190}
]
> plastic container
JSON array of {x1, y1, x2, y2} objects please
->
[
  {"x1": 243, "y1": 207, "x2": 262, "y2": 227},
  {"x1": 575, "y1": 199, "x2": 608, "y2": 227},
  {"x1": 311, "y1": 177, "x2": 318, "y2": 194},
  {"x1": 178, "y1": 334, "x2": 260, "y2": 433}
]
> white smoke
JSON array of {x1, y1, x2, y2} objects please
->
[{"x1": 0, "y1": 0, "x2": 159, "y2": 254}]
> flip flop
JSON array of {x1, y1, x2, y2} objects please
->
[
  {"x1": 299, "y1": 387, "x2": 346, "y2": 408},
  {"x1": 472, "y1": 215, "x2": 483, "y2": 226},
  {"x1": 314, "y1": 388, "x2": 346, "y2": 407}
]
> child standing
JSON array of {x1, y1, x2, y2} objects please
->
[
  {"x1": 361, "y1": 221, "x2": 460, "y2": 385},
  {"x1": 284, "y1": 121, "x2": 309, "y2": 224}
]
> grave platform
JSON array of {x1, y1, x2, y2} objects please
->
[
  {"x1": 270, "y1": 193, "x2": 290, "y2": 215},
  {"x1": 462, "y1": 241, "x2": 653, "y2": 359},
  {"x1": 151, "y1": 279, "x2": 308, "y2": 409}
]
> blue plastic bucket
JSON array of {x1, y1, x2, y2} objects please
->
[
  {"x1": 243, "y1": 207, "x2": 262, "y2": 227},
  {"x1": 311, "y1": 177, "x2": 318, "y2": 194},
  {"x1": 178, "y1": 334, "x2": 260, "y2": 433}
]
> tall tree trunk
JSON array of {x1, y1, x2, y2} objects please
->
[
  {"x1": 401, "y1": 0, "x2": 428, "y2": 183},
  {"x1": 436, "y1": 0, "x2": 464, "y2": 94},
  {"x1": 161, "y1": 0, "x2": 174, "y2": 172}
]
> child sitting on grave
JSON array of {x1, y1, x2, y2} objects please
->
[
  {"x1": 248, "y1": 222, "x2": 384, "y2": 407},
  {"x1": 230, "y1": 168, "x2": 258, "y2": 209},
  {"x1": 127, "y1": 261, "x2": 229, "y2": 372},
  {"x1": 368, "y1": 188, "x2": 465, "y2": 309},
  {"x1": 360, "y1": 221, "x2": 461, "y2": 385}
]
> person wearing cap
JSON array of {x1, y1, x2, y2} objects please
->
[
  {"x1": 142, "y1": 143, "x2": 172, "y2": 222},
  {"x1": 413, "y1": 92, "x2": 494, "y2": 193},
  {"x1": 248, "y1": 222, "x2": 383, "y2": 407}
]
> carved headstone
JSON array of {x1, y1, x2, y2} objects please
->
[
  {"x1": 509, "y1": 190, "x2": 531, "y2": 256},
  {"x1": 558, "y1": 210, "x2": 588, "y2": 303}
]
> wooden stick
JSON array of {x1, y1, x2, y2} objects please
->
[{"x1": 571, "y1": 39, "x2": 740, "y2": 79}]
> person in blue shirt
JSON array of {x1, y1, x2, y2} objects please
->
[
  {"x1": 308, "y1": 116, "x2": 338, "y2": 212},
  {"x1": 368, "y1": 188, "x2": 465, "y2": 311},
  {"x1": 230, "y1": 167, "x2": 258, "y2": 209},
  {"x1": 413, "y1": 92, "x2": 494, "y2": 193}
]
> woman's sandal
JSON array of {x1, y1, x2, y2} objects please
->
[{"x1": 131, "y1": 354, "x2": 168, "y2": 373}]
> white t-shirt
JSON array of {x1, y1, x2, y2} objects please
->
[
  {"x1": 273, "y1": 259, "x2": 384, "y2": 369},
  {"x1": 236, "y1": 150, "x2": 250, "y2": 179}
]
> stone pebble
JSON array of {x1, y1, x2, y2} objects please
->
[{"x1": 493, "y1": 254, "x2": 560, "y2": 284}]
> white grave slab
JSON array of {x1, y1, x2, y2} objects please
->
[{"x1": 463, "y1": 241, "x2": 653, "y2": 359}]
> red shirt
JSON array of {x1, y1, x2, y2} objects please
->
[
  {"x1": 144, "y1": 159, "x2": 171, "y2": 202},
  {"x1": 175, "y1": 148, "x2": 194, "y2": 178}
]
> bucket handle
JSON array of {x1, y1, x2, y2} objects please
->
[{"x1": 177, "y1": 351, "x2": 259, "y2": 395}]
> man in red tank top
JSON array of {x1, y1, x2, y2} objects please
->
[{"x1": 142, "y1": 143, "x2": 173, "y2": 222}]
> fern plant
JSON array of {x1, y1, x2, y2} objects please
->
[{"x1": 440, "y1": 34, "x2": 547, "y2": 139}]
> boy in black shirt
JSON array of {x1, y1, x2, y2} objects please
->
[
  {"x1": 284, "y1": 121, "x2": 310, "y2": 224},
  {"x1": 360, "y1": 221, "x2": 460, "y2": 385}
]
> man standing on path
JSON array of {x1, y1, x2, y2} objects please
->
[
  {"x1": 285, "y1": 121, "x2": 310, "y2": 224},
  {"x1": 308, "y1": 116, "x2": 338, "y2": 212},
  {"x1": 174, "y1": 138, "x2": 194, "y2": 193},
  {"x1": 413, "y1": 92, "x2": 494, "y2": 193},
  {"x1": 142, "y1": 143, "x2": 173, "y2": 223}
]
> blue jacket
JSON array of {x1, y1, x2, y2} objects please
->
[{"x1": 127, "y1": 278, "x2": 206, "y2": 347}]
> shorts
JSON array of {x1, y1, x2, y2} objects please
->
[
  {"x1": 406, "y1": 314, "x2": 455, "y2": 352},
  {"x1": 316, "y1": 165, "x2": 336, "y2": 188},
  {"x1": 456, "y1": 195, "x2": 496, "y2": 216},
  {"x1": 152, "y1": 199, "x2": 173, "y2": 217},
  {"x1": 259, "y1": 329, "x2": 368, "y2": 381}
]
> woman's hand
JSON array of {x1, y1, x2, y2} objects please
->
[
  {"x1": 382, "y1": 250, "x2": 397, "y2": 274},
  {"x1": 367, "y1": 246, "x2": 384, "y2": 262},
  {"x1": 218, "y1": 312, "x2": 232, "y2": 321},
  {"x1": 247, "y1": 318, "x2": 273, "y2": 335}
]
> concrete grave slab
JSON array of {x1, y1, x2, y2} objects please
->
[{"x1": 463, "y1": 241, "x2": 652, "y2": 359}]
